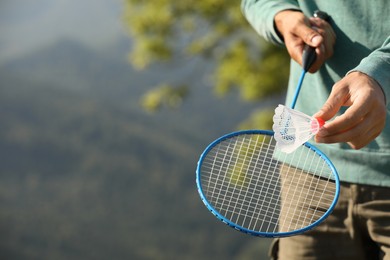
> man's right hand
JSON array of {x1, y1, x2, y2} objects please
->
[{"x1": 274, "y1": 10, "x2": 336, "y2": 73}]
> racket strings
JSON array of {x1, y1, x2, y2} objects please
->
[
  {"x1": 200, "y1": 134, "x2": 337, "y2": 234},
  {"x1": 278, "y1": 146, "x2": 322, "y2": 231},
  {"x1": 203, "y1": 175, "x2": 335, "y2": 210}
]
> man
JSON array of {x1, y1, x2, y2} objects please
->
[{"x1": 241, "y1": 1, "x2": 390, "y2": 259}]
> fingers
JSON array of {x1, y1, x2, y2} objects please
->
[
  {"x1": 314, "y1": 72, "x2": 387, "y2": 149},
  {"x1": 310, "y1": 17, "x2": 336, "y2": 43},
  {"x1": 315, "y1": 111, "x2": 384, "y2": 149},
  {"x1": 294, "y1": 21, "x2": 323, "y2": 47},
  {"x1": 284, "y1": 16, "x2": 324, "y2": 67},
  {"x1": 307, "y1": 18, "x2": 336, "y2": 72},
  {"x1": 274, "y1": 10, "x2": 335, "y2": 73},
  {"x1": 313, "y1": 82, "x2": 349, "y2": 121}
]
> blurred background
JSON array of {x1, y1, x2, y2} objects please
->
[{"x1": 0, "y1": 0, "x2": 289, "y2": 259}]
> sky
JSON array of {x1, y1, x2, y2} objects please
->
[{"x1": 0, "y1": 0, "x2": 127, "y2": 62}]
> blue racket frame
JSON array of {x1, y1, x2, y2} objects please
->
[{"x1": 196, "y1": 129, "x2": 340, "y2": 237}]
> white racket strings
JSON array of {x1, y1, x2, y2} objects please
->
[{"x1": 199, "y1": 133, "x2": 336, "y2": 234}]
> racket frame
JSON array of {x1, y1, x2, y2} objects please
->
[{"x1": 196, "y1": 129, "x2": 340, "y2": 237}]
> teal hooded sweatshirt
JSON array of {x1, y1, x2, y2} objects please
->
[{"x1": 241, "y1": 0, "x2": 390, "y2": 186}]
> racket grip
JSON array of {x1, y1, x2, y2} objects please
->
[
  {"x1": 302, "y1": 10, "x2": 331, "y2": 72},
  {"x1": 302, "y1": 45, "x2": 317, "y2": 72}
]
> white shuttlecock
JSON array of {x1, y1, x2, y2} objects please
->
[{"x1": 272, "y1": 104, "x2": 325, "y2": 153}]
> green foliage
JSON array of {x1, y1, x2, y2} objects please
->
[
  {"x1": 124, "y1": 0, "x2": 246, "y2": 66},
  {"x1": 141, "y1": 84, "x2": 188, "y2": 112},
  {"x1": 238, "y1": 109, "x2": 276, "y2": 130},
  {"x1": 214, "y1": 40, "x2": 289, "y2": 102},
  {"x1": 227, "y1": 135, "x2": 264, "y2": 187},
  {"x1": 123, "y1": 0, "x2": 290, "y2": 119},
  {"x1": 141, "y1": 84, "x2": 189, "y2": 112}
]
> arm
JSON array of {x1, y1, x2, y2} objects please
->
[
  {"x1": 241, "y1": 0, "x2": 335, "y2": 72},
  {"x1": 241, "y1": 0, "x2": 301, "y2": 45},
  {"x1": 315, "y1": 36, "x2": 390, "y2": 149},
  {"x1": 351, "y1": 36, "x2": 390, "y2": 106}
]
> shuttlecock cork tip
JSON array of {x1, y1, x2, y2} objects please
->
[
  {"x1": 311, "y1": 117, "x2": 325, "y2": 134},
  {"x1": 316, "y1": 117, "x2": 325, "y2": 128}
]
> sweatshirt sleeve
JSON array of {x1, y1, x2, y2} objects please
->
[
  {"x1": 349, "y1": 36, "x2": 390, "y2": 105},
  {"x1": 241, "y1": 0, "x2": 300, "y2": 45}
]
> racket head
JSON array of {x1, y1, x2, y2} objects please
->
[{"x1": 196, "y1": 130, "x2": 339, "y2": 237}]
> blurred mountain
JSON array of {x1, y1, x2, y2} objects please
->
[
  {"x1": 0, "y1": 0, "x2": 124, "y2": 62},
  {"x1": 2, "y1": 38, "x2": 140, "y2": 95},
  {"x1": 0, "y1": 38, "x2": 272, "y2": 259}
]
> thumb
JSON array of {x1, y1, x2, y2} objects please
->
[
  {"x1": 296, "y1": 24, "x2": 323, "y2": 47},
  {"x1": 313, "y1": 91, "x2": 344, "y2": 121}
]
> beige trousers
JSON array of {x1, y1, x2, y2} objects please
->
[{"x1": 271, "y1": 182, "x2": 390, "y2": 260}]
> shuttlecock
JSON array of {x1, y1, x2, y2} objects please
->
[{"x1": 272, "y1": 105, "x2": 325, "y2": 153}]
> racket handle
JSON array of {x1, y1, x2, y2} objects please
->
[
  {"x1": 302, "y1": 45, "x2": 317, "y2": 72},
  {"x1": 302, "y1": 10, "x2": 331, "y2": 72}
]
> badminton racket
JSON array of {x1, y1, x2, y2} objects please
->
[{"x1": 196, "y1": 10, "x2": 339, "y2": 237}]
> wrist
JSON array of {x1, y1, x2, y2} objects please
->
[{"x1": 348, "y1": 71, "x2": 387, "y2": 105}]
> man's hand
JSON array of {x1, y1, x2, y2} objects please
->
[
  {"x1": 274, "y1": 10, "x2": 336, "y2": 73},
  {"x1": 314, "y1": 72, "x2": 387, "y2": 149}
]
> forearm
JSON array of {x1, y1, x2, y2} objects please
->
[
  {"x1": 349, "y1": 36, "x2": 390, "y2": 105},
  {"x1": 241, "y1": 0, "x2": 300, "y2": 45}
]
